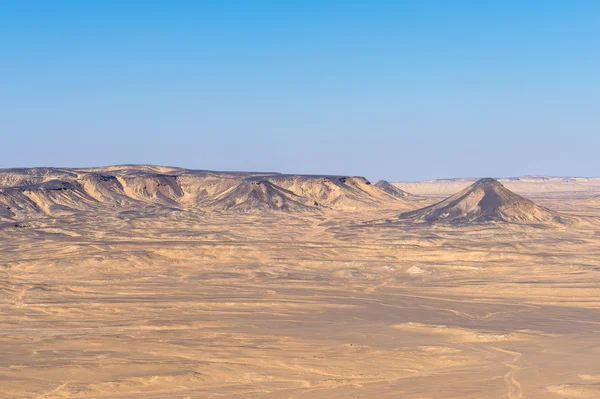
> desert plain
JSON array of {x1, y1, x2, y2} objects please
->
[{"x1": 1, "y1": 166, "x2": 600, "y2": 398}]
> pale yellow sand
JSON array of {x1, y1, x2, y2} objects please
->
[{"x1": 1, "y1": 178, "x2": 600, "y2": 398}]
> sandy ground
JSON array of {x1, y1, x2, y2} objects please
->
[{"x1": 2, "y1": 196, "x2": 600, "y2": 398}]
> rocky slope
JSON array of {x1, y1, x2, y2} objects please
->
[
  {"x1": 252, "y1": 175, "x2": 403, "y2": 209},
  {"x1": 374, "y1": 180, "x2": 409, "y2": 198}
]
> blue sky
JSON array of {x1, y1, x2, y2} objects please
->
[{"x1": 1, "y1": 1, "x2": 598, "y2": 180}]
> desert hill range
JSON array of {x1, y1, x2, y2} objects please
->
[
  {"x1": 0, "y1": 166, "x2": 411, "y2": 218},
  {"x1": 0, "y1": 166, "x2": 592, "y2": 226},
  {"x1": 2, "y1": 165, "x2": 600, "y2": 398}
]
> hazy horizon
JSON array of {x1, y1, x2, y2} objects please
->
[
  {"x1": 1, "y1": 163, "x2": 599, "y2": 184},
  {"x1": 2, "y1": 2, "x2": 598, "y2": 180}
]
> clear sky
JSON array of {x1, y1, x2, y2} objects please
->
[{"x1": 1, "y1": 1, "x2": 598, "y2": 181}]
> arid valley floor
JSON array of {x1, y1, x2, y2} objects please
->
[{"x1": 2, "y1": 167, "x2": 600, "y2": 398}]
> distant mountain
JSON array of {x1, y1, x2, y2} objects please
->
[{"x1": 396, "y1": 178, "x2": 573, "y2": 225}]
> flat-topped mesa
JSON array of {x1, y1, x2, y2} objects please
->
[
  {"x1": 374, "y1": 180, "x2": 410, "y2": 198},
  {"x1": 0, "y1": 166, "x2": 414, "y2": 219},
  {"x1": 397, "y1": 178, "x2": 572, "y2": 225}
]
